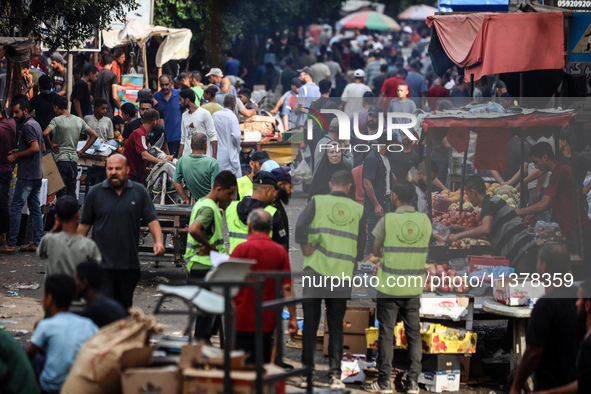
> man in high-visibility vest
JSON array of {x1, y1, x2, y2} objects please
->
[
  {"x1": 365, "y1": 180, "x2": 431, "y2": 394},
  {"x1": 226, "y1": 171, "x2": 289, "y2": 253},
  {"x1": 294, "y1": 170, "x2": 364, "y2": 390},
  {"x1": 185, "y1": 170, "x2": 237, "y2": 341},
  {"x1": 236, "y1": 150, "x2": 271, "y2": 200}
]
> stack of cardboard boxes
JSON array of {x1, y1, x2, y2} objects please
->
[{"x1": 323, "y1": 306, "x2": 375, "y2": 357}]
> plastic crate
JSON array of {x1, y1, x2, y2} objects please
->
[{"x1": 468, "y1": 255, "x2": 509, "y2": 273}]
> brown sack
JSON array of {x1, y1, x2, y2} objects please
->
[{"x1": 60, "y1": 309, "x2": 160, "y2": 394}]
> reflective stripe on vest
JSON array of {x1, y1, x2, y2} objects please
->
[
  {"x1": 184, "y1": 198, "x2": 226, "y2": 272},
  {"x1": 377, "y1": 210, "x2": 431, "y2": 297},
  {"x1": 225, "y1": 200, "x2": 276, "y2": 253},
  {"x1": 303, "y1": 195, "x2": 363, "y2": 278},
  {"x1": 237, "y1": 176, "x2": 253, "y2": 201}
]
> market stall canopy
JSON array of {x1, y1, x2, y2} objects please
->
[
  {"x1": 341, "y1": 0, "x2": 385, "y2": 15},
  {"x1": 438, "y1": 0, "x2": 508, "y2": 13},
  {"x1": 426, "y1": 12, "x2": 565, "y2": 81},
  {"x1": 337, "y1": 11, "x2": 401, "y2": 31},
  {"x1": 398, "y1": 5, "x2": 437, "y2": 20},
  {"x1": 102, "y1": 19, "x2": 192, "y2": 67}
]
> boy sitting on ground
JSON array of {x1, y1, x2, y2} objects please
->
[
  {"x1": 75, "y1": 260, "x2": 128, "y2": 327},
  {"x1": 37, "y1": 196, "x2": 102, "y2": 278},
  {"x1": 26, "y1": 274, "x2": 98, "y2": 394}
]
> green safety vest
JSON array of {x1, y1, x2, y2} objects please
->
[
  {"x1": 303, "y1": 195, "x2": 364, "y2": 278},
  {"x1": 184, "y1": 198, "x2": 226, "y2": 272},
  {"x1": 377, "y1": 210, "x2": 432, "y2": 297},
  {"x1": 237, "y1": 176, "x2": 253, "y2": 200},
  {"x1": 225, "y1": 200, "x2": 277, "y2": 253}
]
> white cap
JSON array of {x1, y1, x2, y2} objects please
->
[
  {"x1": 354, "y1": 69, "x2": 365, "y2": 78},
  {"x1": 205, "y1": 68, "x2": 223, "y2": 77}
]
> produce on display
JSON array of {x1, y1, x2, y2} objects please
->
[
  {"x1": 423, "y1": 263, "x2": 471, "y2": 293},
  {"x1": 433, "y1": 206, "x2": 482, "y2": 229},
  {"x1": 489, "y1": 184, "x2": 519, "y2": 208},
  {"x1": 534, "y1": 221, "x2": 565, "y2": 245}
]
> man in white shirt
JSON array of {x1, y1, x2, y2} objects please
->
[
  {"x1": 341, "y1": 69, "x2": 372, "y2": 116},
  {"x1": 179, "y1": 89, "x2": 217, "y2": 158},
  {"x1": 83, "y1": 98, "x2": 114, "y2": 142},
  {"x1": 212, "y1": 95, "x2": 243, "y2": 178}
]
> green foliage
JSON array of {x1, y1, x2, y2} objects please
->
[{"x1": 1, "y1": 0, "x2": 139, "y2": 50}]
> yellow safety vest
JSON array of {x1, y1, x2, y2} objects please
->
[
  {"x1": 237, "y1": 176, "x2": 253, "y2": 201},
  {"x1": 225, "y1": 200, "x2": 277, "y2": 253},
  {"x1": 184, "y1": 198, "x2": 225, "y2": 272}
]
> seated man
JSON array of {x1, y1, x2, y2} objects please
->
[
  {"x1": 37, "y1": 196, "x2": 102, "y2": 278},
  {"x1": 26, "y1": 275, "x2": 98, "y2": 394},
  {"x1": 75, "y1": 260, "x2": 128, "y2": 327},
  {"x1": 231, "y1": 209, "x2": 297, "y2": 363}
]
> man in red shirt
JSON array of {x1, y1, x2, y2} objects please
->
[
  {"x1": 123, "y1": 109, "x2": 172, "y2": 183},
  {"x1": 428, "y1": 71, "x2": 451, "y2": 111},
  {"x1": 516, "y1": 142, "x2": 591, "y2": 269},
  {"x1": 231, "y1": 209, "x2": 298, "y2": 363},
  {"x1": 379, "y1": 68, "x2": 408, "y2": 112}
]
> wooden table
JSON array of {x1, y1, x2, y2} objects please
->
[{"x1": 482, "y1": 298, "x2": 532, "y2": 386}]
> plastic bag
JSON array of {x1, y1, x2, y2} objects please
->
[
  {"x1": 534, "y1": 221, "x2": 565, "y2": 245},
  {"x1": 294, "y1": 159, "x2": 312, "y2": 182}
]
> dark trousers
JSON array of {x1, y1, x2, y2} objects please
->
[
  {"x1": 302, "y1": 297, "x2": 347, "y2": 377},
  {"x1": 0, "y1": 171, "x2": 11, "y2": 235},
  {"x1": 103, "y1": 269, "x2": 141, "y2": 310},
  {"x1": 55, "y1": 160, "x2": 78, "y2": 199},
  {"x1": 376, "y1": 297, "x2": 421, "y2": 385},
  {"x1": 364, "y1": 198, "x2": 391, "y2": 255},
  {"x1": 168, "y1": 141, "x2": 181, "y2": 158},
  {"x1": 566, "y1": 224, "x2": 591, "y2": 279},
  {"x1": 235, "y1": 331, "x2": 274, "y2": 364},
  {"x1": 189, "y1": 268, "x2": 221, "y2": 341}
]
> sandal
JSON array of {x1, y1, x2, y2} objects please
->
[
  {"x1": 0, "y1": 244, "x2": 16, "y2": 254},
  {"x1": 19, "y1": 244, "x2": 38, "y2": 252}
]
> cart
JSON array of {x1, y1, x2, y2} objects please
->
[{"x1": 139, "y1": 203, "x2": 193, "y2": 267}]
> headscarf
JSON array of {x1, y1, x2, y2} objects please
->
[{"x1": 308, "y1": 141, "x2": 356, "y2": 201}]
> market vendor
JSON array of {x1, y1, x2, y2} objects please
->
[
  {"x1": 515, "y1": 142, "x2": 591, "y2": 266},
  {"x1": 447, "y1": 175, "x2": 538, "y2": 273}
]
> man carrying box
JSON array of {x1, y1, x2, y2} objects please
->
[{"x1": 366, "y1": 180, "x2": 431, "y2": 394}]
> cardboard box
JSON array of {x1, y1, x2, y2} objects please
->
[
  {"x1": 459, "y1": 356, "x2": 470, "y2": 383},
  {"x1": 240, "y1": 121, "x2": 275, "y2": 133},
  {"x1": 121, "y1": 366, "x2": 180, "y2": 394},
  {"x1": 323, "y1": 333, "x2": 368, "y2": 357},
  {"x1": 78, "y1": 155, "x2": 108, "y2": 167},
  {"x1": 493, "y1": 278, "x2": 546, "y2": 306},
  {"x1": 419, "y1": 295, "x2": 470, "y2": 321},
  {"x1": 395, "y1": 322, "x2": 477, "y2": 354},
  {"x1": 325, "y1": 306, "x2": 375, "y2": 334},
  {"x1": 42, "y1": 153, "x2": 65, "y2": 195},
  {"x1": 422, "y1": 355, "x2": 461, "y2": 372},
  {"x1": 418, "y1": 370, "x2": 461, "y2": 393},
  {"x1": 181, "y1": 364, "x2": 285, "y2": 394},
  {"x1": 468, "y1": 255, "x2": 509, "y2": 273}
]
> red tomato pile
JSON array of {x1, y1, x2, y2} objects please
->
[
  {"x1": 423, "y1": 263, "x2": 471, "y2": 293},
  {"x1": 433, "y1": 206, "x2": 482, "y2": 229}
]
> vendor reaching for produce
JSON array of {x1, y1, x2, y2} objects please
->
[{"x1": 447, "y1": 175, "x2": 538, "y2": 273}]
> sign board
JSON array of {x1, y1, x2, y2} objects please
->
[
  {"x1": 557, "y1": 0, "x2": 591, "y2": 12},
  {"x1": 569, "y1": 13, "x2": 591, "y2": 62}
]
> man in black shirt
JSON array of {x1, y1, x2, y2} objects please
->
[
  {"x1": 71, "y1": 65, "x2": 98, "y2": 118},
  {"x1": 75, "y1": 260, "x2": 128, "y2": 327},
  {"x1": 448, "y1": 175, "x2": 538, "y2": 273},
  {"x1": 389, "y1": 132, "x2": 418, "y2": 182},
  {"x1": 510, "y1": 245, "x2": 584, "y2": 394},
  {"x1": 559, "y1": 130, "x2": 591, "y2": 199},
  {"x1": 91, "y1": 53, "x2": 120, "y2": 120},
  {"x1": 30, "y1": 75, "x2": 57, "y2": 132}
]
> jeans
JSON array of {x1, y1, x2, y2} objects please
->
[
  {"x1": 56, "y1": 161, "x2": 78, "y2": 199},
  {"x1": 376, "y1": 297, "x2": 421, "y2": 386},
  {"x1": 566, "y1": 225, "x2": 591, "y2": 279},
  {"x1": 302, "y1": 297, "x2": 347, "y2": 377},
  {"x1": 7, "y1": 178, "x2": 43, "y2": 247},
  {"x1": 364, "y1": 197, "x2": 391, "y2": 255},
  {"x1": 0, "y1": 171, "x2": 11, "y2": 235}
]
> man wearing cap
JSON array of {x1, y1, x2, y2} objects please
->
[
  {"x1": 206, "y1": 68, "x2": 238, "y2": 97},
  {"x1": 50, "y1": 53, "x2": 67, "y2": 96},
  {"x1": 294, "y1": 170, "x2": 364, "y2": 390},
  {"x1": 213, "y1": 95, "x2": 242, "y2": 177},
  {"x1": 341, "y1": 69, "x2": 372, "y2": 115},
  {"x1": 226, "y1": 171, "x2": 289, "y2": 253},
  {"x1": 201, "y1": 85, "x2": 223, "y2": 116},
  {"x1": 236, "y1": 150, "x2": 269, "y2": 200},
  {"x1": 154, "y1": 74, "x2": 183, "y2": 156},
  {"x1": 91, "y1": 53, "x2": 121, "y2": 120},
  {"x1": 179, "y1": 89, "x2": 217, "y2": 159},
  {"x1": 271, "y1": 166, "x2": 292, "y2": 248},
  {"x1": 307, "y1": 79, "x2": 340, "y2": 167},
  {"x1": 314, "y1": 118, "x2": 353, "y2": 176},
  {"x1": 123, "y1": 97, "x2": 169, "y2": 153}
]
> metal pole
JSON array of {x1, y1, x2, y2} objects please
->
[
  {"x1": 142, "y1": 45, "x2": 149, "y2": 89},
  {"x1": 255, "y1": 281, "x2": 264, "y2": 394},
  {"x1": 519, "y1": 137, "x2": 527, "y2": 208},
  {"x1": 274, "y1": 277, "x2": 284, "y2": 368},
  {"x1": 426, "y1": 131, "x2": 433, "y2": 220},
  {"x1": 223, "y1": 286, "x2": 232, "y2": 394},
  {"x1": 469, "y1": 74, "x2": 474, "y2": 101},
  {"x1": 519, "y1": 73, "x2": 524, "y2": 106},
  {"x1": 459, "y1": 149, "x2": 469, "y2": 214},
  {"x1": 66, "y1": 53, "x2": 74, "y2": 110}
]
